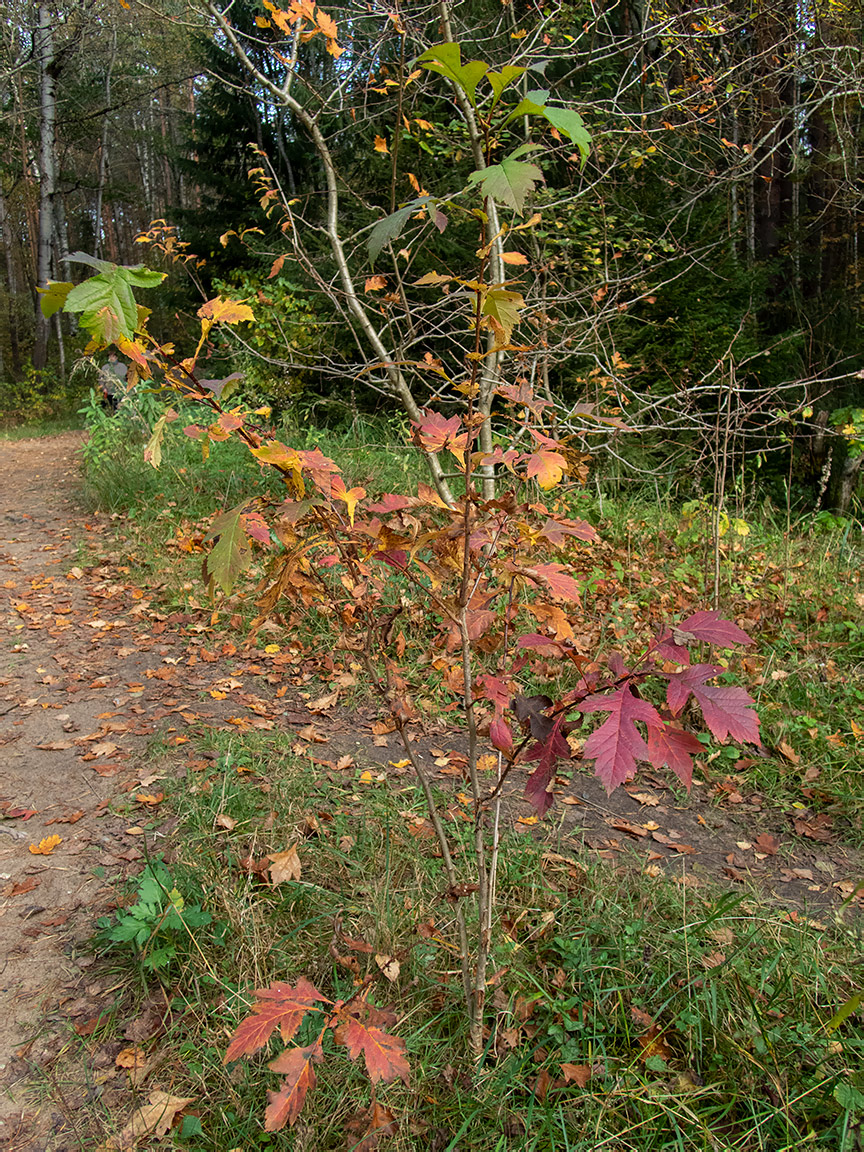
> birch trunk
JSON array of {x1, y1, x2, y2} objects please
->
[{"x1": 33, "y1": 1, "x2": 57, "y2": 371}]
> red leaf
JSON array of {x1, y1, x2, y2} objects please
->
[
  {"x1": 537, "y1": 517, "x2": 598, "y2": 544},
  {"x1": 264, "y1": 1041, "x2": 323, "y2": 1130},
  {"x1": 412, "y1": 411, "x2": 468, "y2": 463},
  {"x1": 224, "y1": 979, "x2": 329, "y2": 1063},
  {"x1": 526, "y1": 563, "x2": 581, "y2": 602},
  {"x1": 665, "y1": 666, "x2": 760, "y2": 744},
  {"x1": 490, "y1": 718, "x2": 513, "y2": 754},
  {"x1": 645, "y1": 722, "x2": 702, "y2": 788},
  {"x1": 579, "y1": 687, "x2": 663, "y2": 793},
  {"x1": 666, "y1": 664, "x2": 723, "y2": 715},
  {"x1": 337, "y1": 1013, "x2": 410, "y2": 1084},
  {"x1": 524, "y1": 715, "x2": 570, "y2": 815},
  {"x1": 676, "y1": 610, "x2": 753, "y2": 647}
]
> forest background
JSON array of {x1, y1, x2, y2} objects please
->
[{"x1": 1, "y1": 0, "x2": 864, "y2": 516}]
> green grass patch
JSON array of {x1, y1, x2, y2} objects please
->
[{"x1": 88, "y1": 729, "x2": 864, "y2": 1150}]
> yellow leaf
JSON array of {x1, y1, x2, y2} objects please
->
[
  {"x1": 517, "y1": 815, "x2": 538, "y2": 826},
  {"x1": 264, "y1": 644, "x2": 281, "y2": 654},
  {"x1": 389, "y1": 759, "x2": 411, "y2": 768},
  {"x1": 374, "y1": 135, "x2": 389, "y2": 153},
  {"x1": 29, "y1": 834, "x2": 62, "y2": 855},
  {"x1": 196, "y1": 296, "x2": 254, "y2": 325},
  {"x1": 359, "y1": 770, "x2": 375, "y2": 783}
]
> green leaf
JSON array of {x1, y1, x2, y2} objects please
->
[
  {"x1": 368, "y1": 198, "x2": 428, "y2": 262},
  {"x1": 543, "y1": 106, "x2": 591, "y2": 163},
  {"x1": 418, "y1": 43, "x2": 488, "y2": 106},
  {"x1": 486, "y1": 65, "x2": 525, "y2": 106},
  {"x1": 38, "y1": 280, "x2": 74, "y2": 320},
  {"x1": 67, "y1": 250, "x2": 115, "y2": 274},
  {"x1": 504, "y1": 88, "x2": 550, "y2": 124},
  {"x1": 481, "y1": 287, "x2": 524, "y2": 343},
  {"x1": 467, "y1": 149, "x2": 543, "y2": 215},
  {"x1": 204, "y1": 502, "x2": 253, "y2": 596},
  {"x1": 834, "y1": 1080, "x2": 864, "y2": 1112},
  {"x1": 827, "y1": 990, "x2": 864, "y2": 1032}
]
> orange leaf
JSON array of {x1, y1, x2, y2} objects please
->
[
  {"x1": 268, "y1": 254, "x2": 286, "y2": 279},
  {"x1": 374, "y1": 135, "x2": 389, "y2": 153},
  {"x1": 224, "y1": 979, "x2": 329, "y2": 1062},
  {"x1": 501, "y1": 251, "x2": 529, "y2": 265},
  {"x1": 525, "y1": 446, "x2": 567, "y2": 490},
  {"x1": 29, "y1": 834, "x2": 62, "y2": 855},
  {"x1": 336, "y1": 1010, "x2": 410, "y2": 1084},
  {"x1": 264, "y1": 1041, "x2": 323, "y2": 1130},
  {"x1": 364, "y1": 275, "x2": 387, "y2": 293}
]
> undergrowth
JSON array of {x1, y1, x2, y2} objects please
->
[{"x1": 90, "y1": 730, "x2": 864, "y2": 1150}]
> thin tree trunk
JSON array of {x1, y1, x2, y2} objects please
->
[
  {"x1": 94, "y1": 29, "x2": 118, "y2": 260},
  {"x1": 0, "y1": 182, "x2": 22, "y2": 376},
  {"x1": 33, "y1": 2, "x2": 58, "y2": 371}
]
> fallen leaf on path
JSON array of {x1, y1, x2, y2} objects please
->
[
  {"x1": 215, "y1": 813, "x2": 237, "y2": 831},
  {"x1": 753, "y1": 833, "x2": 779, "y2": 855},
  {"x1": 115, "y1": 1046, "x2": 148, "y2": 1069},
  {"x1": 2, "y1": 877, "x2": 40, "y2": 897},
  {"x1": 793, "y1": 813, "x2": 833, "y2": 842},
  {"x1": 297, "y1": 724, "x2": 328, "y2": 743},
  {"x1": 44, "y1": 810, "x2": 84, "y2": 825},
  {"x1": 36, "y1": 740, "x2": 74, "y2": 751},
  {"x1": 29, "y1": 834, "x2": 62, "y2": 855}
]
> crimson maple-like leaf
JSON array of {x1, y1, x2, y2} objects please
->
[
  {"x1": 336, "y1": 1014, "x2": 410, "y2": 1085},
  {"x1": 264, "y1": 1040, "x2": 323, "y2": 1130},
  {"x1": 490, "y1": 717, "x2": 513, "y2": 754},
  {"x1": 224, "y1": 978, "x2": 329, "y2": 1063},
  {"x1": 676, "y1": 610, "x2": 753, "y2": 647},
  {"x1": 524, "y1": 715, "x2": 570, "y2": 815},
  {"x1": 645, "y1": 722, "x2": 703, "y2": 789},
  {"x1": 665, "y1": 665, "x2": 761, "y2": 744},
  {"x1": 526, "y1": 563, "x2": 581, "y2": 602},
  {"x1": 579, "y1": 687, "x2": 663, "y2": 793},
  {"x1": 412, "y1": 411, "x2": 468, "y2": 464}
]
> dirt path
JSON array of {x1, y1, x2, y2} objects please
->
[{"x1": 0, "y1": 433, "x2": 860, "y2": 1148}]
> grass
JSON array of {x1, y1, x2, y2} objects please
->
[
  {"x1": 0, "y1": 413, "x2": 84, "y2": 440},
  {"x1": 83, "y1": 727, "x2": 864, "y2": 1150},
  {"x1": 67, "y1": 405, "x2": 864, "y2": 1146}
]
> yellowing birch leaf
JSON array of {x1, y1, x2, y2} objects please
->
[{"x1": 374, "y1": 135, "x2": 389, "y2": 153}]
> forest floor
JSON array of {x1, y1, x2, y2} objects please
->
[{"x1": 0, "y1": 432, "x2": 862, "y2": 1149}]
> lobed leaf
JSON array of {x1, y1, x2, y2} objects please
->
[
  {"x1": 524, "y1": 715, "x2": 570, "y2": 815},
  {"x1": 264, "y1": 1041, "x2": 323, "y2": 1130},
  {"x1": 580, "y1": 686, "x2": 663, "y2": 793},
  {"x1": 224, "y1": 978, "x2": 329, "y2": 1063},
  {"x1": 467, "y1": 151, "x2": 543, "y2": 215},
  {"x1": 337, "y1": 1013, "x2": 410, "y2": 1085}
]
